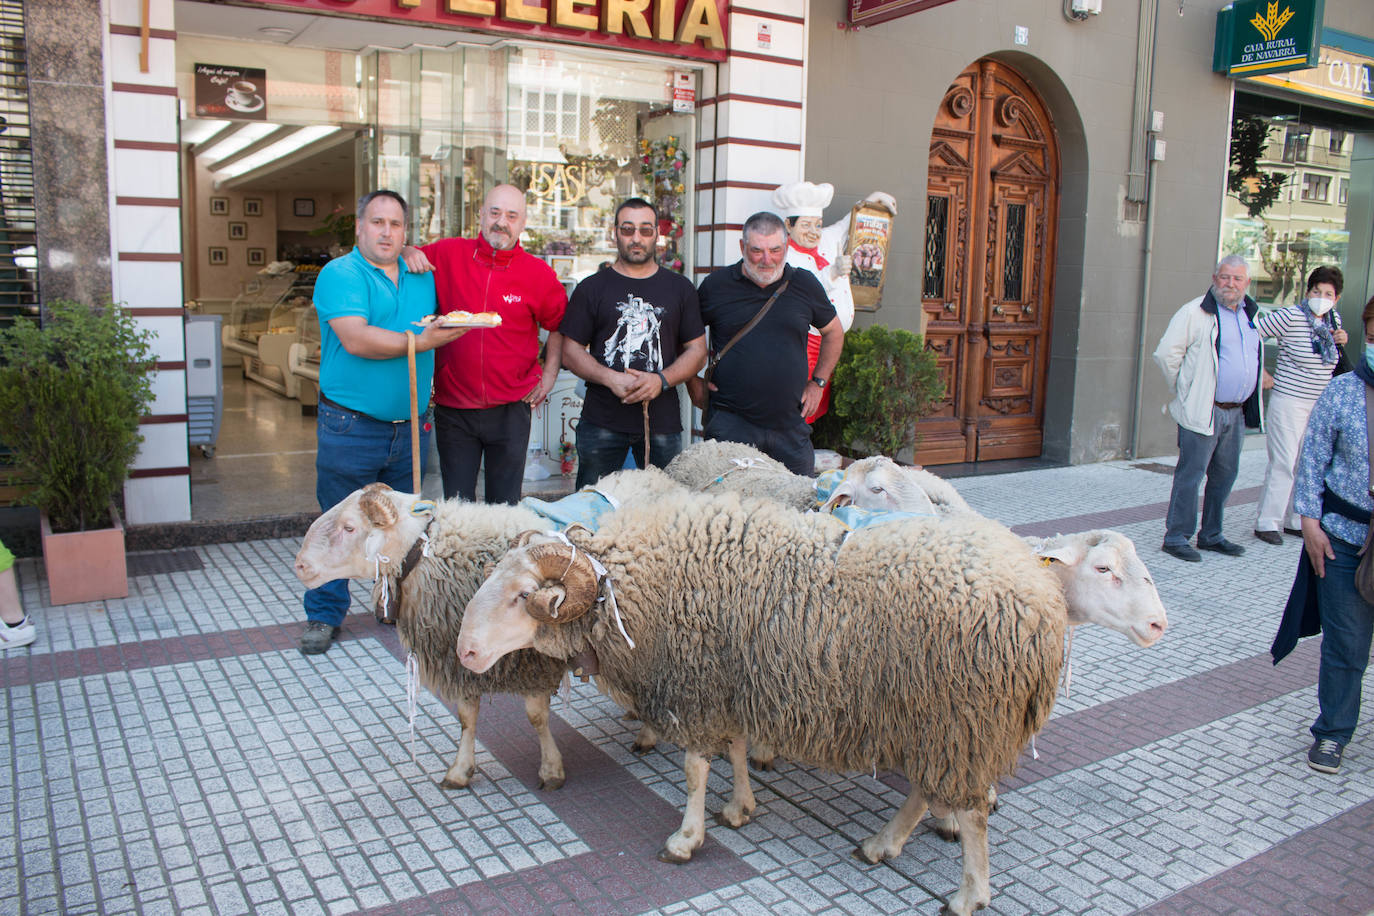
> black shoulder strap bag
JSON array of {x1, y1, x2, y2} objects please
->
[{"x1": 703, "y1": 270, "x2": 791, "y2": 388}]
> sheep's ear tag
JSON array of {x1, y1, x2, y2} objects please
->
[
  {"x1": 1040, "y1": 556, "x2": 1057, "y2": 566},
  {"x1": 410, "y1": 500, "x2": 436, "y2": 517}
]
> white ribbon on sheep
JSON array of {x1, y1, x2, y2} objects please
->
[{"x1": 546, "y1": 529, "x2": 635, "y2": 650}]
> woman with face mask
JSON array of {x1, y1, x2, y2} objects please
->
[{"x1": 1253, "y1": 266, "x2": 1348, "y2": 545}]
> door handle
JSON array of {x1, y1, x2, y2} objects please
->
[
  {"x1": 992, "y1": 305, "x2": 1005, "y2": 316},
  {"x1": 944, "y1": 302, "x2": 956, "y2": 312},
  {"x1": 1021, "y1": 305, "x2": 1034, "y2": 316}
]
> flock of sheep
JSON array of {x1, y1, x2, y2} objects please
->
[{"x1": 293, "y1": 441, "x2": 1169, "y2": 915}]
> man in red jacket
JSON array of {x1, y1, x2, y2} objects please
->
[{"x1": 404, "y1": 185, "x2": 567, "y2": 503}]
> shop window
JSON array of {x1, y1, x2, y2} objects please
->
[
  {"x1": 1300, "y1": 173, "x2": 1330, "y2": 203},
  {"x1": 1329, "y1": 130, "x2": 1347, "y2": 155}
]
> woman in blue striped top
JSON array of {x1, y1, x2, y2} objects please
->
[{"x1": 1254, "y1": 266, "x2": 1347, "y2": 545}]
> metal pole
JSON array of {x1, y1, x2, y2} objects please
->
[{"x1": 1130, "y1": 149, "x2": 1160, "y2": 459}]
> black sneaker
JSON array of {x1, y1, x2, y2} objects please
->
[
  {"x1": 1197, "y1": 538, "x2": 1245, "y2": 557},
  {"x1": 1162, "y1": 542, "x2": 1202, "y2": 562},
  {"x1": 1254, "y1": 530, "x2": 1283, "y2": 546},
  {"x1": 1308, "y1": 738, "x2": 1343, "y2": 774},
  {"x1": 300, "y1": 621, "x2": 341, "y2": 655}
]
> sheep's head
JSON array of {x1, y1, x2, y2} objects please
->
[
  {"x1": 294, "y1": 483, "x2": 422, "y2": 587},
  {"x1": 821, "y1": 456, "x2": 935, "y2": 515},
  {"x1": 1034, "y1": 529, "x2": 1169, "y2": 647},
  {"x1": 457, "y1": 534, "x2": 600, "y2": 673}
]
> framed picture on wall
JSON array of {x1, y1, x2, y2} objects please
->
[
  {"x1": 293, "y1": 198, "x2": 315, "y2": 218},
  {"x1": 548, "y1": 255, "x2": 575, "y2": 279},
  {"x1": 228, "y1": 221, "x2": 248, "y2": 240},
  {"x1": 208, "y1": 247, "x2": 228, "y2": 265},
  {"x1": 210, "y1": 197, "x2": 229, "y2": 216},
  {"x1": 247, "y1": 247, "x2": 266, "y2": 266},
  {"x1": 244, "y1": 198, "x2": 263, "y2": 217}
]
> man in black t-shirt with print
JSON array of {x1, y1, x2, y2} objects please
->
[
  {"x1": 688, "y1": 211, "x2": 843, "y2": 475},
  {"x1": 561, "y1": 198, "x2": 707, "y2": 487}
]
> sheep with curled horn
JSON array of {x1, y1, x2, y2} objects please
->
[
  {"x1": 292, "y1": 467, "x2": 689, "y2": 793},
  {"x1": 458, "y1": 488, "x2": 1071, "y2": 916}
]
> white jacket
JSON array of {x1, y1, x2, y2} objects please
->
[{"x1": 1153, "y1": 293, "x2": 1263, "y2": 436}]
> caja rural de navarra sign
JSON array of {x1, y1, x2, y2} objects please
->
[
  {"x1": 240, "y1": 0, "x2": 728, "y2": 61},
  {"x1": 1214, "y1": 0, "x2": 1323, "y2": 77}
]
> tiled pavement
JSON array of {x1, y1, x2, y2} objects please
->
[{"x1": 3, "y1": 440, "x2": 1373, "y2": 915}]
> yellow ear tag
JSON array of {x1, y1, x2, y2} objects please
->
[{"x1": 1040, "y1": 556, "x2": 1056, "y2": 566}]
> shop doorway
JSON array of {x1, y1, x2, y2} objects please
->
[{"x1": 918, "y1": 59, "x2": 1060, "y2": 465}]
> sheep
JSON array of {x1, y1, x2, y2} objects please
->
[
  {"x1": 457, "y1": 489, "x2": 1070, "y2": 915},
  {"x1": 663, "y1": 439, "x2": 818, "y2": 509},
  {"x1": 292, "y1": 467, "x2": 688, "y2": 792},
  {"x1": 821, "y1": 455, "x2": 1168, "y2": 646}
]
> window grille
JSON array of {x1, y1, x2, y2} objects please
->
[{"x1": 0, "y1": 0, "x2": 37, "y2": 326}]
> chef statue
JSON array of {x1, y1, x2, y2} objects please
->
[{"x1": 772, "y1": 181, "x2": 897, "y2": 423}]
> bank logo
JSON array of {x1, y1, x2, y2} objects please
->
[{"x1": 1250, "y1": 2, "x2": 1294, "y2": 42}]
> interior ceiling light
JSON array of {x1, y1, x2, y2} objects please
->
[
  {"x1": 215, "y1": 125, "x2": 342, "y2": 180},
  {"x1": 181, "y1": 119, "x2": 230, "y2": 146},
  {"x1": 259, "y1": 26, "x2": 296, "y2": 39},
  {"x1": 198, "y1": 121, "x2": 278, "y2": 165}
]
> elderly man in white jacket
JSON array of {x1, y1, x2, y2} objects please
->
[{"x1": 1152, "y1": 255, "x2": 1264, "y2": 563}]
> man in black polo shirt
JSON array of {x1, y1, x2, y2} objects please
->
[{"x1": 689, "y1": 211, "x2": 844, "y2": 475}]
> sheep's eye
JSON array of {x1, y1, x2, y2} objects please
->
[
  {"x1": 1094, "y1": 565, "x2": 1111, "y2": 574},
  {"x1": 342, "y1": 523, "x2": 355, "y2": 533},
  {"x1": 868, "y1": 485, "x2": 884, "y2": 494},
  {"x1": 517, "y1": 590, "x2": 530, "y2": 601}
]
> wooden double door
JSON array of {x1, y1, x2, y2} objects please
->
[{"x1": 917, "y1": 59, "x2": 1060, "y2": 465}]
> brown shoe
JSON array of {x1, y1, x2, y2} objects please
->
[{"x1": 1254, "y1": 530, "x2": 1283, "y2": 546}]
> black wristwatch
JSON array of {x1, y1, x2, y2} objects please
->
[
  {"x1": 656, "y1": 370, "x2": 669, "y2": 392},
  {"x1": 811, "y1": 376, "x2": 828, "y2": 389}
]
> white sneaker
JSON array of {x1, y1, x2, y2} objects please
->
[{"x1": 0, "y1": 616, "x2": 36, "y2": 649}]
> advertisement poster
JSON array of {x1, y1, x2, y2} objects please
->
[
  {"x1": 847, "y1": 203, "x2": 894, "y2": 309},
  {"x1": 194, "y1": 63, "x2": 267, "y2": 120}
]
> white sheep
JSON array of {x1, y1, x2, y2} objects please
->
[
  {"x1": 458, "y1": 490, "x2": 1073, "y2": 915},
  {"x1": 292, "y1": 467, "x2": 688, "y2": 791},
  {"x1": 663, "y1": 439, "x2": 818, "y2": 509}
]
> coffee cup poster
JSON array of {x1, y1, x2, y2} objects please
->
[
  {"x1": 846, "y1": 202, "x2": 893, "y2": 308},
  {"x1": 194, "y1": 64, "x2": 268, "y2": 120}
]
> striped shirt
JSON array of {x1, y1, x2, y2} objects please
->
[
  {"x1": 1255, "y1": 305, "x2": 1341, "y2": 402},
  {"x1": 1293, "y1": 372, "x2": 1371, "y2": 547}
]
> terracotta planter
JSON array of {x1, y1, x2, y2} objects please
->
[{"x1": 39, "y1": 504, "x2": 128, "y2": 606}]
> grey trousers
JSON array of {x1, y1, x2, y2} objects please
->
[{"x1": 1164, "y1": 405, "x2": 1245, "y2": 547}]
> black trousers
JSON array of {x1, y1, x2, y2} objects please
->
[{"x1": 434, "y1": 401, "x2": 531, "y2": 504}]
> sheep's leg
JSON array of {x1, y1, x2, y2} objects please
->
[
  {"x1": 930, "y1": 786, "x2": 997, "y2": 842},
  {"x1": 715, "y1": 737, "x2": 756, "y2": 828},
  {"x1": 940, "y1": 808, "x2": 991, "y2": 916},
  {"x1": 748, "y1": 740, "x2": 776, "y2": 771},
  {"x1": 523, "y1": 694, "x2": 565, "y2": 791},
  {"x1": 855, "y1": 784, "x2": 928, "y2": 863},
  {"x1": 439, "y1": 696, "x2": 480, "y2": 790},
  {"x1": 658, "y1": 750, "x2": 710, "y2": 864},
  {"x1": 631, "y1": 721, "x2": 659, "y2": 754}
]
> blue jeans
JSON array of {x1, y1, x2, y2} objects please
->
[
  {"x1": 704, "y1": 408, "x2": 814, "y2": 476},
  {"x1": 1164, "y1": 406, "x2": 1243, "y2": 547},
  {"x1": 574, "y1": 418, "x2": 683, "y2": 489},
  {"x1": 305, "y1": 400, "x2": 431, "y2": 627},
  {"x1": 1313, "y1": 535, "x2": 1374, "y2": 745}
]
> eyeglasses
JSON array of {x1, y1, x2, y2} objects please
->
[{"x1": 618, "y1": 224, "x2": 656, "y2": 238}]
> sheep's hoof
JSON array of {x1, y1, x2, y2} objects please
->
[
  {"x1": 537, "y1": 775, "x2": 565, "y2": 791},
  {"x1": 938, "y1": 902, "x2": 986, "y2": 916},
  {"x1": 631, "y1": 740, "x2": 655, "y2": 755},
  {"x1": 852, "y1": 845, "x2": 880, "y2": 865},
  {"x1": 438, "y1": 776, "x2": 471, "y2": 791},
  {"x1": 748, "y1": 756, "x2": 775, "y2": 772},
  {"x1": 714, "y1": 809, "x2": 752, "y2": 829},
  {"x1": 656, "y1": 846, "x2": 693, "y2": 864}
]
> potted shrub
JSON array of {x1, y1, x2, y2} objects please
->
[
  {"x1": 813, "y1": 324, "x2": 944, "y2": 463},
  {"x1": 0, "y1": 300, "x2": 155, "y2": 604}
]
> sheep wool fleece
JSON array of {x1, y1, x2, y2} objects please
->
[{"x1": 532, "y1": 489, "x2": 1068, "y2": 811}]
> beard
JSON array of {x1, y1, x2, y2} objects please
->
[
  {"x1": 1210, "y1": 284, "x2": 1244, "y2": 308},
  {"x1": 482, "y1": 224, "x2": 517, "y2": 251},
  {"x1": 617, "y1": 240, "x2": 656, "y2": 265},
  {"x1": 742, "y1": 259, "x2": 784, "y2": 287}
]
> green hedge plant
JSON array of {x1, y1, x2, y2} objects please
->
[
  {"x1": 0, "y1": 300, "x2": 155, "y2": 532},
  {"x1": 813, "y1": 324, "x2": 944, "y2": 461}
]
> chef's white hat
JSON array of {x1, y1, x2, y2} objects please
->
[{"x1": 772, "y1": 181, "x2": 834, "y2": 218}]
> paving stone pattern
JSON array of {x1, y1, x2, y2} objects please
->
[{"x1": 3, "y1": 444, "x2": 1373, "y2": 915}]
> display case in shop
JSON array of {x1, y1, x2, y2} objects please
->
[
  {"x1": 288, "y1": 303, "x2": 322, "y2": 410},
  {"x1": 221, "y1": 268, "x2": 318, "y2": 399}
]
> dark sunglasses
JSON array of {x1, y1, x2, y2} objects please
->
[{"x1": 617, "y1": 224, "x2": 656, "y2": 238}]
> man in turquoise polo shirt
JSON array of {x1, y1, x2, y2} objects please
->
[{"x1": 302, "y1": 189, "x2": 468, "y2": 655}]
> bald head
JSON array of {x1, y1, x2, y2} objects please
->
[{"x1": 480, "y1": 184, "x2": 528, "y2": 251}]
